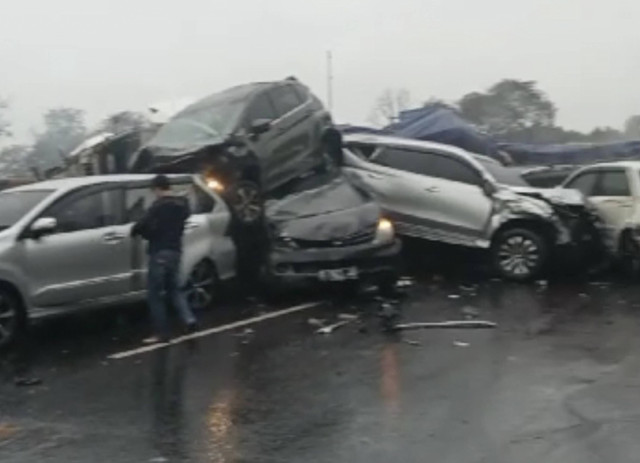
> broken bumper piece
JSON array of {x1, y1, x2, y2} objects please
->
[{"x1": 265, "y1": 240, "x2": 401, "y2": 285}]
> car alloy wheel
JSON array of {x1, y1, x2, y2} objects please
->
[
  {"x1": 493, "y1": 228, "x2": 547, "y2": 281},
  {"x1": 230, "y1": 181, "x2": 263, "y2": 225},
  {"x1": 0, "y1": 290, "x2": 21, "y2": 348},
  {"x1": 186, "y1": 261, "x2": 217, "y2": 311}
]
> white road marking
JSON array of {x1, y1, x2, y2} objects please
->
[{"x1": 108, "y1": 301, "x2": 323, "y2": 360}]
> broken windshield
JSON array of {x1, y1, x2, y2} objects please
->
[{"x1": 147, "y1": 96, "x2": 246, "y2": 151}]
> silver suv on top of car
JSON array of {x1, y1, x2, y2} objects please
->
[
  {"x1": 342, "y1": 133, "x2": 601, "y2": 281},
  {"x1": 0, "y1": 174, "x2": 236, "y2": 348}
]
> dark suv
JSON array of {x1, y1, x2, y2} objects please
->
[{"x1": 131, "y1": 78, "x2": 340, "y2": 224}]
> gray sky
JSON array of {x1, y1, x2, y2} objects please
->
[{"x1": 1, "y1": 0, "x2": 639, "y2": 142}]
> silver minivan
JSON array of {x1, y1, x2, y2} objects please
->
[{"x1": 0, "y1": 175, "x2": 236, "y2": 347}]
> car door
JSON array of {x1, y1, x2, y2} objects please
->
[
  {"x1": 22, "y1": 185, "x2": 132, "y2": 308},
  {"x1": 566, "y1": 168, "x2": 633, "y2": 247},
  {"x1": 244, "y1": 91, "x2": 280, "y2": 188},
  {"x1": 366, "y1": 146, "x2": 492, "y2": 245},
  {"x1": 264, "y1": 84, "x2": 311, "y2": 189}
]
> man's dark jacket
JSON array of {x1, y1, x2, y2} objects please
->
[{"x1": 131, "y1": 195, "x2": 190, "y2": 254}]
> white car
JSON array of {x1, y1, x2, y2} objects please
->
[
  {"x1": 0, "y1": 174, "x2": 236, "y2": 347},
  {"x1": 562, "y1": 161, "x2": 640, "y2": 265}
]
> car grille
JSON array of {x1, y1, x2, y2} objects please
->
[{"x1": 292, "y1": 227, "x2": 376, "y2": 249}]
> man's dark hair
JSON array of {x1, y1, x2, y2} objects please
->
[{"x1": 151, "y1": 174, "x2": 171, "y2": 191}]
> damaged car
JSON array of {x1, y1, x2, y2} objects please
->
[
  {"x1": 342, "y1": 133, "x2": 602, "y2": 281},
  {"x1": 561, "y1": 161, "x2": 640, "y2": 270},
  {"x1": 130, "y1": 78, "x2": 341, "y2": 225},
  {"x1": 262, "y1": 173, "x2": 401, "y2": 292}
]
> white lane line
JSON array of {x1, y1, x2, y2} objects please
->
[{"x1": 108, "y1": 301, "x2": 323, "y2": 360}]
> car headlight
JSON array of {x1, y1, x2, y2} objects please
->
[
  {"x1": 205, "y1": 177, "x2": 224, "y2": 192},
  {"x1": 373, "y1": 218, "x2": 395, "y2": 244}
]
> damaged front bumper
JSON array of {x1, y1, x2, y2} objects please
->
[{"x1": 265, "y1": 239, "x2": 402, "y2": 286}]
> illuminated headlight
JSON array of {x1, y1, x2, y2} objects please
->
[
  {"x1": 373, "y1": 218, "x2": 395, "y2": 244},
  {"x1": 206, "y1": 177, "x2": 224, "y2": 192}
]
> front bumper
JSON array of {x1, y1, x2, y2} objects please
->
[{"x1": 266, "y1": 239, "x2": 401, "y2": 285}]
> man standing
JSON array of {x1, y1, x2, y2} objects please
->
[{"x1": 132, "y1": 174, "x2": 197, "y2": 344}]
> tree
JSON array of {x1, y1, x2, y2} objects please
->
[
  {"x1": 99, "y1": 110, "x2": 149, "y2": 134},
  {"x1": 0, "y1": 99, "x2": 11, "y2": 139},
  {"x1": 29, "y1": 107, "x2": 86, "y2": 172},
  {"x1": 458, "y1": 80, "x2": 556, "y2": 138},
  {"x1": 369, "y1": 88, "x2": 411, "y2": 126},
  {"x1": 0, "y1": 144, "x2": 30, "y2": 176},
  {"x1": 624, "y1": 115, "x2": 640, "y2": 139}
]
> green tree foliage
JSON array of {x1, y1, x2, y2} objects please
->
[
  {"x1": 30, "y1": 107, "x2": 86, "y2": 171},
  {"x1": 458, "y1": 79, "x2": 556, "y2": 137}
]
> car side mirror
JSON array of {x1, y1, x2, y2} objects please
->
[
  {"x1": 482, "y1": 179, "x2": 497, "y2": 197},
  {"x1": 29, "y1": 217, "x2": 57, "y2": 238},
  {"x1": 249, "y1": 119, "x2": 272, "y2": 137}
]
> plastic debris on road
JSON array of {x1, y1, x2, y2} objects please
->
[
  {"x1": 317, "y1": 320, "x2": 353, "y2": 335},
  {"x1": 393, "y1": 320, "x2": 497, "y2": 331},
  {"x1": 396, "y1": 277, "x2": 415, "y2": 289},
  {"x1": 448, "y1": 294, "x2": 461, "y2": 299},
  {"x1": 307, "y1": 317, "x2": 326, "y2": 328},
  {"x1": 453, "y1": 341, "x2": 470, "y2": 347},
  {"x1": 338, "y1": 313, "x2": 358, "y2": 321}
]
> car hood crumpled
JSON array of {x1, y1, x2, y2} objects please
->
[
  {"x1": 507, "y1": 185, "x2": 586, "y2": 207},
  {"x1": 266, "y1": 175, "x2": 380, "y2": 241}
]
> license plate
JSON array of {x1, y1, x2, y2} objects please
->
[{"x1": 318, "y1": 267, "x2": 359, "y2": 282}]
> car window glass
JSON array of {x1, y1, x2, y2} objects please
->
[
  {"x1": 271, "y1": 85, "x2": 302, "y2": 116},
  {"x1": 565, "y1": 172, "x2": 598, "y2": 196},
  {"x1": 292, "y1": 84, "x2": 309, "y2": 103},
  {"x1": 246, "y1": 93, "x2": 278, "y2": 123},
  {"x1": 125, "y1": 187, "x2": 156, "y2": 223},
  {"x1": 373, "y1": 148, "x2": 433, "y2": 175},
  {"x1": 47, "y1": 189, "x2": 120, "y2": 233},
  {"x1": 596, "y1": 170, "x2": 630, "y2": 197},
  {"x1": 430, "y1": 154, "x2": 481, "y2": 185}
]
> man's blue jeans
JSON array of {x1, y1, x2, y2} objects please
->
[{"x1": 147, "y1": 250, "x2": 196, "y2": 339}]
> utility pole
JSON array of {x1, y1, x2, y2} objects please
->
[{"x1": 326, "y1": 50, "x2": 334, "y2": 112}]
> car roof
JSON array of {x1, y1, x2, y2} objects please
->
[
  {"x1": 4, "y1": 174, "x2": 193, "y2": 193},
  {"x1": 343, "y1": 132, "x2": 473, "y2": 157}
]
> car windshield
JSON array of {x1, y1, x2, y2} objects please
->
[
  {"x1": 148, "y1": 94, "x2": 248, "y2": 151},
  {"x1": 476, "y1": 157, "x2": 529, "y2": 186},
  {"x1": 0, "y1": 190, "x2": 52, "y2": 231}
]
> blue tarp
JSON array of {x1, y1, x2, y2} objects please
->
[
  {"x1": 500, "y1": 141, "x2": 640, "y2": 165},
  {"x1": 384, "y1": 106, "x2": 502, "y2": 159}
]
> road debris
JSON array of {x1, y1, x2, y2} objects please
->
[
  {"x1": 338, "y1": 313, "x2": 359, "y2": 321},
  {"x1": 393, "y1": 320, "x2": 497, "y2": 331},
  {"x1": 14, "y1": 377, "x2": 43, "y2": 387},
  {"x1": 453, "y1": 341, "x2": 470, "y2": 347},
  {"x1": 448, "y1": 294, "x2": 461, "y2": 299},
  {"x1": 307, "y1": 317, "x2": 326, "y2": 328},
  {"x1": 461, "y1": 305, "x2": 480, "y2": 318},
  {"x1": 396, "y1": 277, "x2": 415, "y2": 289},
  {"x1": 403, "y1": 339, "x2": 422, "y2": 346},
  {"x1": 317, "y1": 320, "x2": 353, "y2": 335}
]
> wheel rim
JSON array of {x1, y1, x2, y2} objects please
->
[
  {"x1": 186, "y1": 263, "x2": 215, "y2": 311},
  {"x1": 0, "y1": 293, "x2": 17, "y2": 344},
  {"x1": 234, "y1": 185, "x2": 262, "y2": 223},
  {"x1": 498, "y1": 235, "x2": 540, "y2": 277}
]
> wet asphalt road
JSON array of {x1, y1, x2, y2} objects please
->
[{"x1": 3, "y1": 244, "x2": 640, "y2": 462}]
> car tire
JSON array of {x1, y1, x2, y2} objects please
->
[
  {"x1": 185, "y1": 261, "x2": 218, "y2": 311},
  {"x1": 0, "y1": 287, "x2": 26, "y2": 350},
  {"x1": 491, "y1": 228, "x2": 548, "y2": 282},
  {"x1": 619, "y1": 231, "x2": 640, "y2": 276},
  {"x1": 227, "y1": 180, "x2": 264, "y2": 226}
]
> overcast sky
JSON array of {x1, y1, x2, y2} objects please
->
[{"x1": 1, "y1": 0, "x2": 639, "y2": 142}]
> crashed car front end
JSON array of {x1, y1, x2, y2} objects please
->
[
  {"x1": 265, "y1": 177, "x2": 401, "y2": 287},
  {"x1": 498, "y1": 186, "x2": 606, "y2": 259}
]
